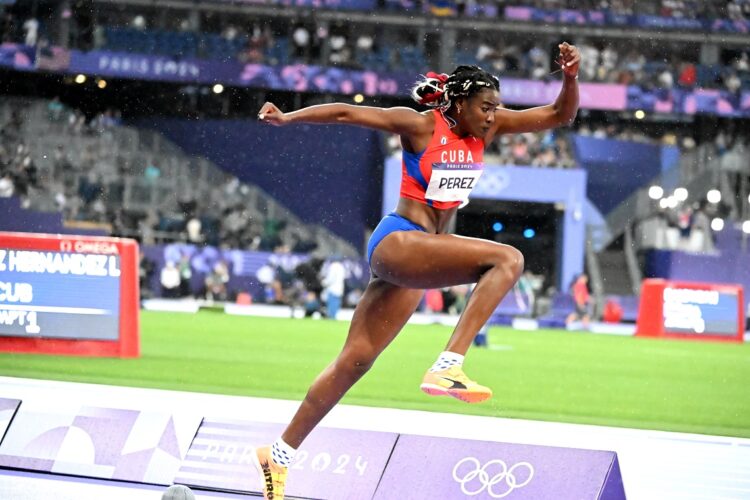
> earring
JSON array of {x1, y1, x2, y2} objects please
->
[{"x1": 457, "y1": 107, "x2": 462, "y2": 114}]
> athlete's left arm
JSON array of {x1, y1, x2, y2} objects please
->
[{"x1": 490, "y1": 42, "x2": 580, "y2": 136}]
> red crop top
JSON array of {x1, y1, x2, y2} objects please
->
[{"x1": 399, "y1": 109, "x2": 485, "y2": 209}]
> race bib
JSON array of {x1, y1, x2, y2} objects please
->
[{"x1": 425, "y1": 163, "x2": 484, "y2": 203}]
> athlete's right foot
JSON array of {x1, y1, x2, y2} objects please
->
[
  {"x1": 253, "y1": 445, "x2": 288, "y2": 500},
  {"x1": 420, "y1": 365, "x2": 493, "y2": 403}
]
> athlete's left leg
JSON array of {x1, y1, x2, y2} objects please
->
[
  {"x1": 371, "y1": 230, "x2": 524, "y2": 402},
  {"x1": 372, "y1": 230, "x2": 524, "y2": 354}
]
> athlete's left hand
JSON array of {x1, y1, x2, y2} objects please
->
[
  {"x1": 557, "y1": 42, "x2": 580, "y2": 79},
  {"x1": 257, "y1": 101, "x2": 289, "y2": 126}
]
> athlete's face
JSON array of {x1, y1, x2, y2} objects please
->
[{"x1": 458, "y1": 88, "x2": 500, "y2": 138}]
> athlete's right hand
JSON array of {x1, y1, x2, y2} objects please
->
[{"x1": 257, "y1": 102, "x2": 289, "y2": 126}]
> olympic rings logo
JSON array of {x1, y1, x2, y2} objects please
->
[{"x1": 452, "y1": 457, "x2": 534, "y2": 498}]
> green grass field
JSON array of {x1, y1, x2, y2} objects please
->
[{"x1": 1, "y1": 310, "x2": 749, "y2": 438}]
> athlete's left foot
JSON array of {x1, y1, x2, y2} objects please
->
[
  {"x1": 253, "y1": 445, "x2": 288, "y2": 500},
  {"x1": 420, "y1": 365, "x2": 492, "y2": 403}
]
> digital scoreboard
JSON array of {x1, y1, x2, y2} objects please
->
[
  {"x1": 636, "y1": 278, "x2": 745, "y2": 343},
  {"x1": 0, "y1": 232, "x2": 139, "y2": 357}
]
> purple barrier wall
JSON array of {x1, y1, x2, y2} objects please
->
[
  {"x1": 139, "y1": 117, "x2": 386, "y2": 246},
  {"x1": 141, "y1": 243, "x2": 370, "y2": 299},
  {"x1": 174, "y1": 418, "x2": 398, "y2": 499},
  {"x1": 572, "y1": 136, "x2": 679, "y2": 214},
  {"x1": 0, "y1": 197, "x2": 107, "y2": 236},
  {"x1": 0, "y1": 404, "x2": 627, "y2": 498},
  {"x1": 0, "y1": 405, "x2": 202, "y2": 484},
  {"x1": 141, "y1": 244, "x2": 269, "y2": 300},
  {"x1": 374, "y1": 435, "x2": 625, "y2": 500}
]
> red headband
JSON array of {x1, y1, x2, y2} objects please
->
[{"x1": 418, "y1": 72, "x2": 449, "y2": 104}]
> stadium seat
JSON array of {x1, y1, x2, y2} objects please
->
[
  {"x1": 264, "y1": 37, "x2": 290, "y2": 66},
  {"x1": 605, "y1": 295, "x2": 639, "y2": 323},
  {"x1": 454, "y1": 49, "x2": 480, "y2": 67}
]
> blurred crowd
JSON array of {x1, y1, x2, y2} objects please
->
[
  {"x1": 647, "y1": 201, "x2": 719, "y2": 253},
  {"x1": 461, "y1": 39, "x2": 749, "y2": 94},
  {"x1": 575, "y1": 123, "x2": 698, "y2": 148},
  {"x1": 2, "y1": 3, "x2": 749, "y2": 93},
  {"x1": 253, "y1": 255, "x2": 363, "y2": 319},
  {"x1": 0, "y1": 99, "x2": 319, "y2": 257},
  {"x1": 0, "y1": 111, "x2": 39, "y2": 205},
  {"x1": 492, "y1": 130, "x2": 577, "y2": 168}
]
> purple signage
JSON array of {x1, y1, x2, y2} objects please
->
[
  {"x1": 627, "y1": 86, "x2": 750, "y2": 118},
  {"x1": 0, "y1": 405, "x2": 202, "y2": 484},
  {"x1": 69, "y1": 51, "x2": 234, "y2": 85},
  {"x1": 501, "y1": 78, "x2": 627, "y2": 111},
  {"x1": 636, "y1": 14, "x2": 704, "y2": 30},
  {"x1": 504, "y1": 6, "x2": 533, "y2": 20},
  {"x1": 175, "y1": 418, "x2": 398, "y2": 499},
  {"x1": 0, "y1": 43, "x2": 35, "y2": 70},
  {"x1": 67, "y1": 51, "x2": 408, "y2": 97},
  {"x1": 6, "y1": 46, "x2": 744, "y2": 117},
  {"x1": 504, "y1": 5, "x2": 750, "y2": 33},
  {"x1": 239, "y1": 63, "x2": 404, "y2": 96},
  {"x1": 374, "y1": 435, "x2": 625, "y2": 499},
  {"x1": 505, "y1": 6, "x2": 607, "y2": 26},
  {"x1": 209, "y1": 0, "x2": 376, "y2": 8},
  {"x1": 711, "y1": 18, "x2": 750, "y2": 33}
]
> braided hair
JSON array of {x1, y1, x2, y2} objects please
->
[{"x1": 411, "y1": 65, "x2": 500, "y2": 111}]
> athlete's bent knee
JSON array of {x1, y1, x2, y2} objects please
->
[
  {"x1": 506, "y1": 247, "x2": 525, "y2": 279},
  {"x1": 336, "y1": 349, "x2": 376, "y2": 378},
  {"x1": 491, "y1": 246, "x2": 524, "y2": 281}
]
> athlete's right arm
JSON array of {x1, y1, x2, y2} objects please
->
[{"x1": 258, "y1": 102, "x2": 428, "y2": 137}]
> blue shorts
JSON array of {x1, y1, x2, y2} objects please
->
[{"x1": 367, "y1": 212, "x2": 427, "y2": 267}]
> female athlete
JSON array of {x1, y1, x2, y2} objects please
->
[{"x1": 253, "y1": 42, "x2": 580, "y2": 499}]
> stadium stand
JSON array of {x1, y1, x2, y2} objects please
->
[{"x1": 0, "y1": 97, "x2": 356, "y2": 258}]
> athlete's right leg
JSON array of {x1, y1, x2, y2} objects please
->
[
  {"x1": 254, "y1": 278, "x2": 423, "y2": 499},
  {"x1": 281, "y1": 278, "x2": 424, "y2": 448}
]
